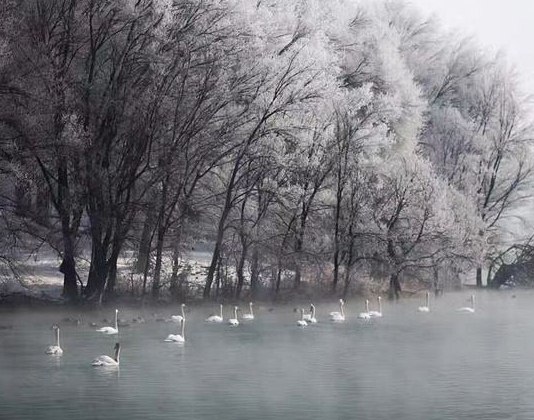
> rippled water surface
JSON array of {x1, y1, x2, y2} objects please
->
[{"x1": 1, "y1": 291, "x2": 534, "y2": 419}]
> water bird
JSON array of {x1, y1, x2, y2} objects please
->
[
  {"x1": 297, "y1": 308, "x2": 308, "y2": 327},
  {"x1": 242, "y1": 302, "x2": 255, "y2": 320},
  {"x1": 228, "y1": 306, "x2": 239, "y2": 326},
  {"x1": 329, "y1": 299, "x2": 345, "y2": 322},
  {"x1": 357, "y1": 300, "x2": 371, "y2": 320},
  {"x1": 417, "y1": 292, "x2": 430, "y2": 313},
  {"x1": 303, "y1": 304, "x2": 317, "y2": 323},
  {"x1": 170, "y1": 304, "x2": 186, "y2": 322},
  {"x1": 457, "y1": 295, "x2": 475, "y2": 313},
  {"x1": 165, "y1": 318, "x2": 186, "y2": 343},
  {"x1": 206, "y1": 304, "x2": 224, "y2": 323},
  {"x1": 369, "y1": 296, "x2": 383, "y2": 318},
  {"x1": 92, "y1": 342, "x2": 120, "y2": 367},
  {"x1": 45, "y1": 325, "x2": 63, "y2": 355},
  {"x1": 96, "y1": 309, "x2": 119, "y2": 334}
]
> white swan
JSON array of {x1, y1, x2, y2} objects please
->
[
  {"x1": 297, "y1": 308, "x2": 308, "y2": 327},
  {"x1": 329, "y1": 299, "x2": 345, "y2": 322},
  {"x1": 45, "y1": 325, "x2": 63, "y2": 355},
  {"x1": 242, "y1": 302, "x2": 255, "y2": 320},
  {"x1": 369, "y1": 296, "x2": 383, "y2": 318},
  {"x1": 228, "y1": 306, "x2": 239, "y2": 326},
  {"x1": 457, "y1": 295, "x2": 475, "y2": 313},
  {"x1": 170, "y1": 304, "x2": 186, "y2": 322},
  {"x1": 205, "y1": 304, "x2": 224, "y2": 323},
  {"x1": 165, "y1": 318, "x2": 185, "y2": 343},
  {"x1": 303, "y1": 304, "x2": 317, "y2": 323},
  {"x1": 96, "y1": 309, "x2": 119, "y2": 334},
  {"x1": 417, "y1": 292, "x2": 430, "y2": 313},
  {"x1": 92, "y1": 342, "x2": 120, "y2": 367},
  {"x1": 357, "y1": 300, "x2": 371, "y2": 320}
]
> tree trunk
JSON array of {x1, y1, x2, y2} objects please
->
[
  {"x1": 151, "y1": 226, "x2": 165, "y2": 298},
  {"x1": 250, "y1": 247, "x2": 259, "y2": 299},
  {"x1": 476, "y1": 266, "x2": 483, "y2": 287},
  {"x1": 84, "y1": 240, "x2": 107, "y2": 300},
  {"x1": 136, "y1": 200, "x2": 156, "y2": 273},
  {"x1": 235, "y1": 242, "x2": 248, "y2": 299},
  {"x1": 388, "y1": 272, "x2": 401, "y2": 300}
]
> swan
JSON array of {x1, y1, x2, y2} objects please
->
[
  {"x1": 228, "y1": 306, "x2": 239, "y2": 326},
  {"x1": 242, "y1": 302, "x2": 255, "y2": 320},
  {"x1": 357, "y1": 300, "x2": 371, "y2": 320},
  {"x1": 297, "y1": 308, "x2": 308, "y2": 327},
  {"x1": 45, "y1": 325, "x2": 63, "y2": 355},
  {"x1": 170, "y1": 304, "x2": 186, "y2": 322},
  {"x1": 303, "y1": 304, "x2": 317, "y2": 323},
  {"x1": 417, "y1": 292, "x2": 430, "y2": 313},
  {"x1": 96, "y1": 309, "x2": 119, "y2": 334},
  {"x1": 165, "y1": 318, "x2": 185, "y2": 343},
  {"x1": 92, "y1": 342, "x2": 120, "y2": 367},
  {"x1": 205, "y1": 304, "x2": 224, "y2": 323},
  {"x1": 457, "y1": 295, "x2": 475, "y2": 313},
  {"x1": 329, "y1": 299, "x2": 345, "y2": 322},
  {"x1": 369, "y1": 296, "x2": 383, "y2": 318}
]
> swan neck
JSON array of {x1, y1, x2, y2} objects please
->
[
  {"x1": 181, "y1": 305, "x2": 185, "y2": 318},
  {"x1": 426, "y1": 293, "x2": 429, "y2": 307},
  {"x1": 114, "y1": 311, "x2": 118, "y2": 330},
  {"x1": 181, "y1": 319, "x2": 185, "y2": 339},
  {"x1": 311, "y1": 305, "x2": 315, "y2": 317},
  {"x1": 56, "y1": 328, "x2": 60, "y2": 347},
  {"x1": 114, "y1": 346, "x2": 120, "y2": 363},
  {"x1": 249, "y1": 303, "x2": 253, "y2": 316},
  {"x1": 220, "y1": 305, "x2": 223, "y2": 318},
  {"x1": 234, "y1": 307, "x2": 238, "y2": 318},
  {"x1": 378, "y1": 298, "x2": 382, "y2": 313},
  {"x1": 340, "y1": 301, "x2": 344, "y2": 317}
]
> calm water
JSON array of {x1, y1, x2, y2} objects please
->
[{"x1": 1, "y1": 291, "x2": 534, "y2": 420}]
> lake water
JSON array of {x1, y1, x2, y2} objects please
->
[{"x1": 1, "y1": 290, "x2": 533, "y2": 420}]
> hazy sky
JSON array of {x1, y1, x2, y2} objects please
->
[{"x1": 407, "y1": 0, "x2": 534, "y2": 94}]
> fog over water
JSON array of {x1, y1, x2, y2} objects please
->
[{"x1": 1, "y1": 291, "x2": 534, "y2": 419}]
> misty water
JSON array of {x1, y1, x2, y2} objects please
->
[{"x1": 1, "y1": 291, "x2": 534, "y2": 419}]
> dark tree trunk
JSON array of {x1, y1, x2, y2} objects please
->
[
  {"x1": 388, "y1": 272, "x2": 401, "y2": 300},
  {"x1": 235, "y1": 242, "x2": 248, "y2": 299},
  {"x1": 151, "y1": 225, "x2": 165, "y2": 298},
  {"x1": 250, "y1": 247, "x2": 259, "y2": 298}
]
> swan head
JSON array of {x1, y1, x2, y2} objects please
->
[
  {"x1": 114, "y1": 342, "x2": 120, "y2": 351},
  {"x1": 115, "y1": 309, "x2": 119, "y2": 314},
  {"x1": 310, "y1": 303, "x2": 315, "y2": 310},
  {"x1": 181, "y1": 303, "x2": 186, "y2": 307},
  {"x1": 339, "y1": 299, "x2": 344, "y2": 304},
  {"x1": 377, "y1": 296, "x2": 382, "y2": 301},
  {"x1": 51, "y1": 324, "x2": 59, "y2": 330}
]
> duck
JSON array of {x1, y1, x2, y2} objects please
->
[
  {"x1": 241, "y1": 302, "x2": 255, "y2": 320},
  {"x1": 45, "y1": 325, "x2": 63, "y2": 355},
  {"x1": 357, "y1": 300, "x2": 371, "y2": 320},
  {"x1": 369, "y1": 296, "x2": 383, "y2": 318},
  {"x1": 303, "y1": 304, "x2": 317, "y2": 323},
  {"x1": 297, "y1": 308, "x2": 308, "y2": 327},
  {"x1": 170, "y1": 304, "x2": 186, "y2": 322},
  {"x1": 457, "y1": 295, "x2": 475, "y2": 313},
  {"x1": 417, "y1": 292, "x2": 430, "y2": 312},
  {"x1": 96, "y1": 309, "x2": 119, "y2": 334},
  {"x1": 165, "y1": 318, "x2": 186, "y2": 343},
  {"x1": 205, "y1": 304, "x2": 224, "y2": 323},
  {"x1": 92, "y1": 343, "x2": 120, "y2": 367},
  {"x1": 228, "y1": 306, "x2": 239, "y2": 326},
  {"x1": 330, "y1": 299, "x2": 346, "y2": 322}
]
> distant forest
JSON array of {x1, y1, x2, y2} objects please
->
[{"x1": 0, "y1": 0, "x2": 532, "y2": 303}]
